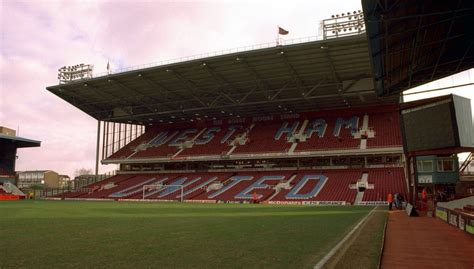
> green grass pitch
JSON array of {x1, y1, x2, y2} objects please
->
[{"x1": 0, "y1": 200, "x2": 375, "y2": 268}]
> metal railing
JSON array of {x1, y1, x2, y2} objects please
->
[{"x1": 92, "y1": 35, "x2": 324, "y2": 78}]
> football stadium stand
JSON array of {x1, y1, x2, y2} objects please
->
[
  {"x1": 0, "y1": 127, "x2": 40, "y2": 198},
  {"x1": 45, "y1": 24, "x2": 437, "y2": 206},
  {"x1": 55, "y1": 104, "x2": 407, "y2": 204},
  {"x1": 43, "y1": 0, "x2": 474, "y2": 211},
  {"x1": 0, "y1": 182, "x2": 26, "y2": 200}
]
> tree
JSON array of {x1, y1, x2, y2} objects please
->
[{"x1": 74, "y1": 168, "x2": 93, "y2": 177}]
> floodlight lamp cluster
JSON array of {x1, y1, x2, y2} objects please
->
[
  {"x1": 331, "y1": 10, "x2": 363, "y2": 19},
  {"x1": 323, "y1": 10, "x2": 365, "y2": 38},
  {"x1": 57, "y1": 63, "x2": 93, "y2": 84},
  {"x1": 330, "y1": 22, "x2": 365, "y2": 34}
]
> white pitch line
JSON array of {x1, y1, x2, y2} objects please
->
[{"x1": 313, "y1": 207, "x2": 377, "y2": 269}]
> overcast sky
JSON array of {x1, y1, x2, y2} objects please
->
[{"x1": 1, "y1": 0, "x2": 473, "y2": 178}]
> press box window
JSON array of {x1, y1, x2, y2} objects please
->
[
  {"x1": 417, "y1": 160, "x2": 433, "y2": 172},
  {"x1": 437, "y1": 159, "x2": 455, "y2": 172}
]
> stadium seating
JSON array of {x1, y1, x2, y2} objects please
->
[
  {"x1": 132, "y1": 143, "x2": 180, "y2": 159},
  {"x1": 80, "y1": 174, "x2": 151, "y2": 199},
  {"x1": 179, "y1": 125, "x2": 248, "y2": 157},
  {"x1": 365, "y1": 112, "x2": 402, "y2": 148},
  {"x1": 109, "y1": 175, "x2": 168, "y2": 198},
  {"x1": 294, "y1": 115, "x2": 360, "y2": 152},
  {"x1": 68, "y1": 106, "x2": 407, "y2": 204},
  {"x1": 232, "y1": 122, "x2": 294, "y2": 154},
  {"x1": 107, "y1": 128, "x2": 160, "y2": 159},
  {"x1": 56, "y1": 174, "x2": 138, "y2": 199},
  {"x1": 149, "y1": 172, "x2": 234, "y2": 200},
  {"x1": 362, "y1": 167, "x2": 407, "y2": 202},
  {"x1": 209, "y1": 171, "x2": 293, "y2": 201},
  {"x1": 313, "y1": 170, "x2": 360, "y2": 202},
  {"x1": 180, "y1": 173, "x2": 234, "y2": 200},
  {"x1": 56, "y1": 167, "x2": 406, "y2": 204},
  {"x1": 270, "y1": 169, "x2": 360, "y2": 203},
  {"x1": 105, "y1": 106, "x2": 402, "y2": 161},
  {"x1": 0, "y1": 182, "x2": 26, "y2": 200}
]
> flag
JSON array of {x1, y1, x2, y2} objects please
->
[{"x1": 278, "y1": 26, "x2": 289, "y2": 35}]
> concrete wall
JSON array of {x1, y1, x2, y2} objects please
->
[{"x1": 43, "y1": 171, "x2": 60, "y2": 188}]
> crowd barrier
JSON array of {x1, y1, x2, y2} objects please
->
[{"x1": 436, "y1": 206, "x2": 474, "y2": 235}]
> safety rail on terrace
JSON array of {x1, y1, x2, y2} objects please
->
[{"x1": 92, "y1": 36, "x2": 329, "y2": 78}]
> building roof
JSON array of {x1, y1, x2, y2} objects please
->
[
  {"x1": 17, "y1": 170, "x2": 55, "y2": 174},
  {"x1": 0, "y1": 134, "x2": 41, "y2": 148},
  {"x1": 363, "y1": 0, "x2": 474, "y2": 96},
  {"x1": 46, "y1": 34, "x2": 399, "y2": 125}
]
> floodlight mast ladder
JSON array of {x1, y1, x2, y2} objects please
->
[{"x1": 142, "y1": 184, "x2": 184, "y2": 202}]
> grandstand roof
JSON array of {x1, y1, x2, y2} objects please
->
[
  {"x1": 46, "y1": 34, "x2": 399, "y2": 125},
  {"x1": 363, "y1": 0, "x2": 474, "y2": 96},
  {"x1": 0, "y1": 134, "x2": 41, "y2": 148}
]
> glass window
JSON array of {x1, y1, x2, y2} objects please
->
[
  {"x1": 438, "y1": 159, "x2": 454, "y2": 172},
  {"x1": 423, "y1": 161, "x2": 433, "y2": 172},
  {"x1": 417, "y1": 160, "x2": 433, "y2": 172}
]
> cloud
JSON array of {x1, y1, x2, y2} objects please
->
[
  {"x1": 2, "y1": 0, "x2": 472, "y2": 177},
  {"x1": 4, "y1": 0, "x2": 358, "y2": 177}
]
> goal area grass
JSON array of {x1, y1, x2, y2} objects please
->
[{"x1": 0, "y1": 200, "x2": 385, "y2": 269}]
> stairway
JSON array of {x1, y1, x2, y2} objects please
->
[
  {"x1": 288, "y1": 120, "x2": 308, "y2": 154},
  {"x1": 172, "y1": 128, "x2": 208, "y2": 158},
  {"x1": 354, "y1": 192, "x2": 365, "y2": 204},
  {"x1": 354, "y1": 172, "x2": 368, "y2": 204},
  {"x1": 226, "y1": 124, "x2": 255, "y2": 155},
  {"x1": 268, "y1": 174, "x2": 297, "y2": 201},
  {"x1": 360, "y1": 139, "x2": 367, "y2": 149}
]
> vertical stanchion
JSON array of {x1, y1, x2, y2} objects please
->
[
  {"x1": 102, "y1": 121, "x2": 106, "y2": 160},
  {"x1": 105, "y1": 122, "x2": 109, "y2": 158},
  {"x1": 95, "y1": 120, "x2": 101, "y2": 182},
  {"x1": 112, "y1": 122, "x2": 116, "y2": 154}
]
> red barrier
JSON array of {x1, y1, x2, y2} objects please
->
[{"x1": 0, "y1": 195, "x2": 21, "y2": 200}]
